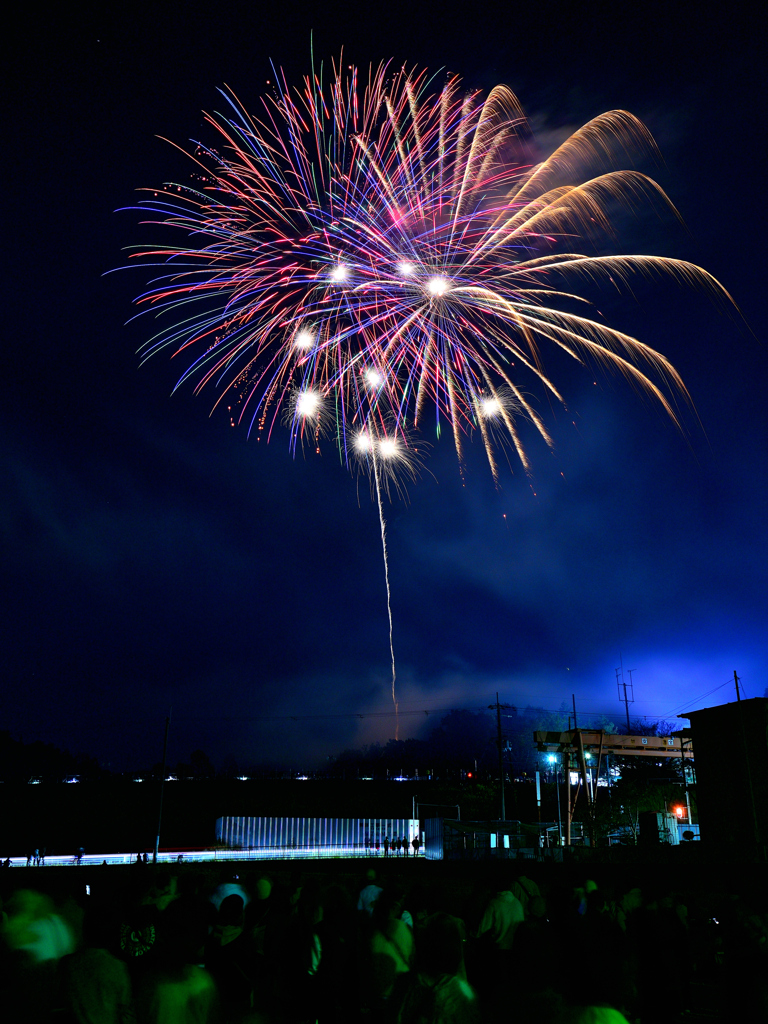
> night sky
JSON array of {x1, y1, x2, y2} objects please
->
[{"x1": 4, "y1": 2, "x2": 765, "y2": 772}]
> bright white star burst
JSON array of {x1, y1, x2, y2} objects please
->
[
  {"x1": 378, "y1": 437, "x2": 399, "y2": 459},
  {"x1": 481, "y1": 398, "x2": 502, "y2": 418},
  {"x1": 426, "y1": 275, "x2": 449, "y2": 296},
  {"x1": 296, "y1": 390, "x2": 321, "y2": 419},
  {"x1": 294, "y1": 329, "x2": 314, "y2": 349}
]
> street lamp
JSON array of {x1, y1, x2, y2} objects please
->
[
  {"x1": 584, "y1": 750, "x2": 595, "y2": 801},
  {"x1": 547, "y1": 754, "x2": 563, "y2": 844}
]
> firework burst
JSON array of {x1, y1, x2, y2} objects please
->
[
  {"x1": 120, "y1": 57, "x2": 734, "y2": 729},
  {"x1": 122, "y1": 60, "x2": 731, "y2": 484}
]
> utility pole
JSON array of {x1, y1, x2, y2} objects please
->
[
  {"x1": 734, "y1": 670, "x2": 741, "y2": 701},
  {"x1": 680, "y1": 733, "x2": 692, "y2": 825},
  {"x1": 535, "y1": 769, "x2": 542, "y2": 844},
  {"x1": 576, "y1": 729, "x2": 596, "y2": 847},
  {"x1": 153, "y1": 709, "x2": 171, "y2": 865},
  {"x1": 565, "y1": 751, "x2": 572, "y2": 846},
  {"x1": 616, "y1": 658, "x2": 634, "y2": 732},
  {"x1": 488, "y1": 693, "x2": 512, "y2": 822}
]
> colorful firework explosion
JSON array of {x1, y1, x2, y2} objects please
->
[
  {"x1": 120, "y1": 58, "x2": 734, "y2": 733},
  {"x1": 122, "y1": 60, "x2": 732, "y2": 487}
]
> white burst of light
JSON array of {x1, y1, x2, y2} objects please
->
[
  {"x1": 294, "y1": 328, "x2": 314, "y2": 349},
  {"x1": 426, "y1": 275, "x2": 449, "y2": 296},
  {"x1": 378, "y1": 437, "x2": 399, "y2": 459},
  {"x1": 481, "y1": 397, "x2": 502, "y2": 418},
  {"x1": 296, "y1": 390, "x2": 321, "y2": 418}
]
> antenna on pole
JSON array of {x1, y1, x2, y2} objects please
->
[
  {"x1": 616, "y1": 656, "x2": 634, "y2": 732},
  {"x1": 488, "y1": 693, "x2": 512, "y2": 822}
]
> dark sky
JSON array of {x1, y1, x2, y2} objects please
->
[{"x1": 4, "y1": 1, "x2": 765, "y2": 772}]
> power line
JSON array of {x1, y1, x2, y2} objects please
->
[{"x1": 664, "y1": 678, "x2": 734, "y2": 718}]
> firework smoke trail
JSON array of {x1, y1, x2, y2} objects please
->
[
  {"x1": 352, "y1": 427, "x2": 416, "y2": 730},
  {"x1": 371, "y1": 443, "x2": 398, "y2": 736},
  {"x1": 118, "y1": 56, "x2": 735, "y2": 724}
]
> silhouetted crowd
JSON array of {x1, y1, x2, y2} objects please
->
[{"x1": 1, "y1": 859, "x2": 766, "y2": 1022}]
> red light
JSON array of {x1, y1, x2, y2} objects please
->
[{"x1": 674, "y1": 806, "x2": 684, "y2": 818}]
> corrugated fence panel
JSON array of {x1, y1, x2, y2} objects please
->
[{"x1": 215, "y1": 817, "x2": 421, "y2": 854}]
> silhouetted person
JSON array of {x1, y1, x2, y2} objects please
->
[
  {"x1": 369, "y1": 889, "x2": 413, "y2": 1009},
  {"x1": 63, "y1": 903, "x2": 134, "y2": 1024},
  {"x1": 205, "y1": 893, "x2": 256, "y2": 1020},
  {"x1": 357, "y1": 870, "x2": 382, "y2": 916},
  {"x1": 135, "y1": 895, "x2": 218, "y2": 1024},
  {"x1": 399, "y1": 912, "x2": 480, "y2": 1023}
]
